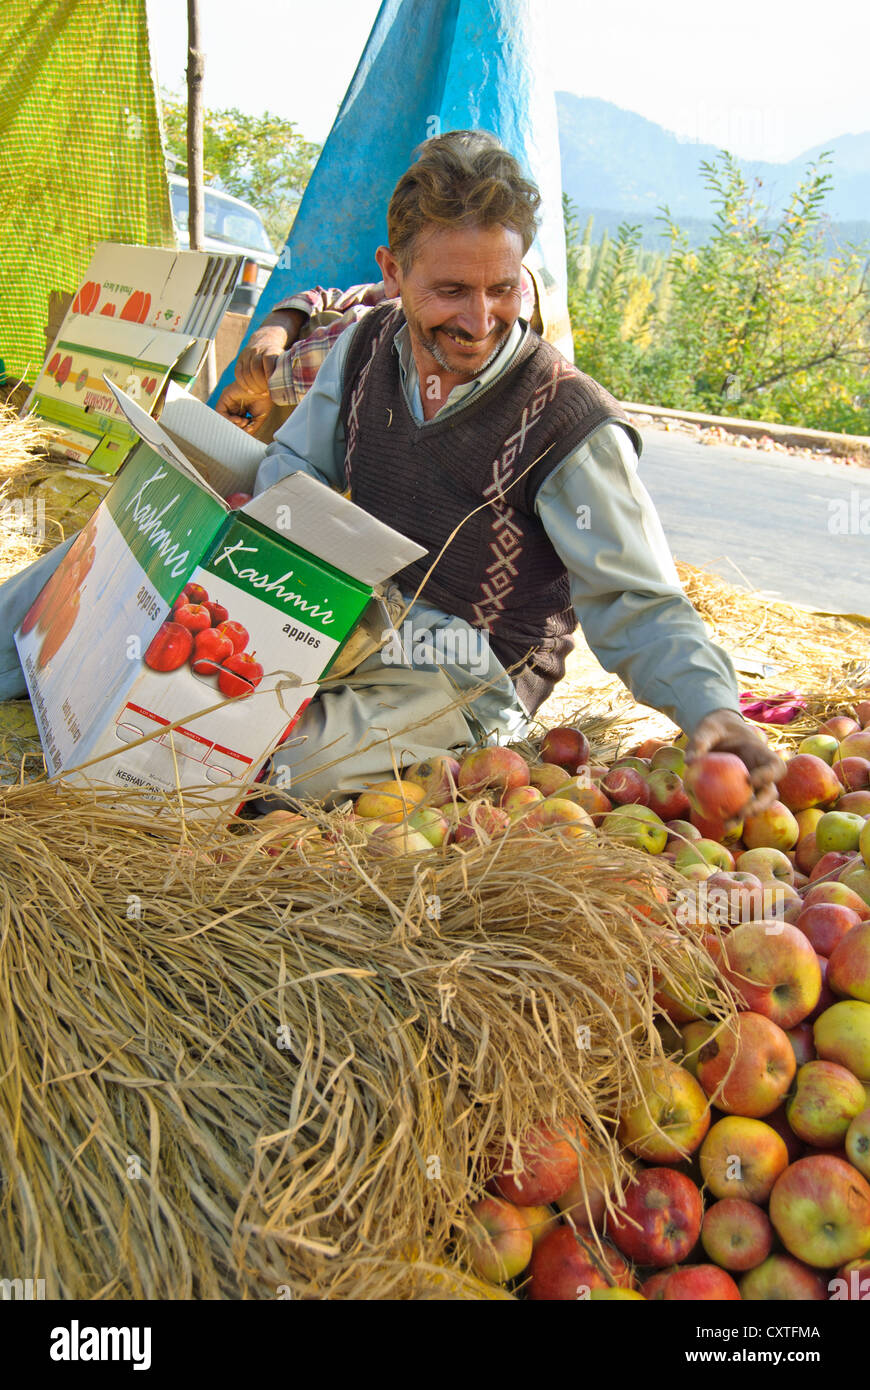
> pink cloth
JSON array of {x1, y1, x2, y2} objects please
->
[{"x1": 739, "y1": 690, "x2": 807, "y2": 723}]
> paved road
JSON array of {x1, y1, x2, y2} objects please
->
[{"x1": 638, "y1": 431, "x2": 870, "y2": 614}]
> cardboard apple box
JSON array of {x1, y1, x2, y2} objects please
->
[{"x1": 14, "y1": 386, "x2": 425, "y2": 819}]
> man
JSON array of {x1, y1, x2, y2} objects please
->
[{"x1": 216, "y1": 129, "x2": 783, "y2": 808}]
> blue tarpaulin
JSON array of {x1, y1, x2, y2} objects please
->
[{"x1": 211, "y1": 0, "x2": 570, "y2": 405}]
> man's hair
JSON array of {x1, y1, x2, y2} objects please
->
[{"x1": 387, "y1": 129, "x2": 541, "y2": 271}]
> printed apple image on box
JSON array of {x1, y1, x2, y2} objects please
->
[{"x1": 14, "y1": 384, "x2": 426, "y2": 820}]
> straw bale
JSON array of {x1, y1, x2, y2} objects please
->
[{"x1": 0, "y1": 780, "x2": 732, "y2": 1299}]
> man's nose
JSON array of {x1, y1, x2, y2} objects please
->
[{"x1": 457, "y1": 294, "x2": 496, "y2": 341}]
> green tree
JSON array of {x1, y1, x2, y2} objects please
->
[{"x1": 159, "y1": 91, "x2": 320, "y2": 250}]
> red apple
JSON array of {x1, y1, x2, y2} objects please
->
[
  {"x1": 769, "y1": 1155, "x2": 870, "y2": 1267},
  {"x1": 834, "y1": 757, "x2": 870, "y2": 791},
  {"x1": 547, "y1": 778, "x2": 612, "y2": 819},
  {"x1": 190, "y1": 626, "x2": 234, "y2": 675},
  {"x1": 828, "y1": 921, "x2": 870, "y2": 1002},
  {"x1": 786, "y1": 1022, "x2": 816, "y2": 1067},
  {"x1": 837, "y1": 790, "x2": 870, "y2": 816},
  {"x1": 225, "y1": 492, "x2": 253, "y2": 509},
  {"x1": 555, "y1": 1150, "x2": 620, "y2": 1231},
  {"x1": 684, "y1": 751, "x2": 752, "y2": 823},
  {"x1": 607, "y1": 1167, "x2": 702, "y2": 1266},
  {"x1": 719, "y1": 920, "x2": 822, "y2": 1029},
  {"x1": 640, "y1": 1269, "x2": 677, "y2": 1300},
  {"x1": 404, "y1": 755, "x2": 461, "y2": 807},
  {"x1": 521, "y1": 798, "x2": 593, "y2": 839},
  {"x1": 796, "y1": 903, "x2": 862, "y2": 956},
  {"x1": 803, "y1": 880, "x2": 870, "y2": 920},
  {"x1": 645, "y1": 769, "x2": 691, "y2": 821},
  {"x1": 820, "y1": 715, "x2": 861, "y2": 740},
  {"x1": 215, "y1": 619, "x2": 249, "y2": 654},
  {"x1": 204, "y1": 599, "x2": 230, "y2": 625},
  {"x1": 696, "y1": 1012, "x2": 796, "y2": 1117},
  {"x1": 838, "y1": 730, "x2": 870, "y2": 762},
  {"x1": 809, "y1": 850, "x2": 857, "y2": 883},
  {"x1": 777, "y1": 754, "x2": 844, "y2": 812},
  {"x1": 458, "y1": 746, "x2": 529, "y2": 797},
  {"x1": 663, "y1": 1265, "x2": 741, "y2": 1300},
  {"x1": 143, "y1": 621, "x2": 194, "y2": 672},
  {"x1": 465, "y1": 1196, "x2": 534, "y2": 1283},
  {"x1": 528, "y1": 1227, "x2": 633, "y2": 1300},
  {"x1": 601, "y1": 765, "x2": 650, "y2": 807},
  {"x1": 173, "y1": 601, "x2": 212, "y2": 634},
  {"x1": 540, "y1": 725, "x2": 590, "y2": 772},
  {"x1": 183, "y1": 581, "x2": 208, "y2": 606},
  {"x1": 701, "y1": 1198, "x2": 773, "y2": 1271},
  {"x1": 829, "y1": 1257, "x2": 870, "y2": 1300},
  {"x1": 742, "y1": 800, "x2": 800, "y2": 852},
  {"x1": 528, "y1": 763, "x2": 572, "y2": 795},
  {"x1": 452, "y1": 801, "x2": 511, "y2": 843},
  {"x1": 218, "y1": 651, "x2": 264, "y2": 698},
  {"x1": 492, "y1": 1119, "x2": 584, "y2": 1206},
  {"x1": 764, "y1": 1102, "x2": 806, "y2": 1162}
]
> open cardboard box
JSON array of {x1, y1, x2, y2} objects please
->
[{"x1": 14, "y1": 384, "x2": 425, "y2": 820}]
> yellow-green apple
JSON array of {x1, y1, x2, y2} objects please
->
[
  {"x1": 777, "y1": 753, "x2": 843, "y2": 812},
  {"x1": 701, "y1": 1198, "x2": 774, "y2": 1271},
  {"x1": 840, "y1": 859, "x2": 870, "y2": 906},
  {"x1": 654, "y1": 960, "x2": 720, "y2": 1025},
  {"x1": 453, "y1": 801, "x2": 511, "y2": 843},
  {"x1": 769, "y1": 1154, "x2": 870, "y2": 1266},
  {"x1": 786, "y1": 1060, "x2": 867, "y2": 1148},
  {"x1": 521, "y1": 797, "x2": 593, "y2": 839},
  {"x1": 821, "y1": 714, "x2": 861, "y2": 740},
  {"x1": 680, "y1": 1021, "x2": 716, "y2": 1078},
  {"x1": 795, "y1": 902, "x2": 862, "y2": 956},
  {"x1": 589, "y1": 1287, "x2": 646, "y2": 1299},
  {"x1": 798, "y1": 734, "x2": 839, "y2": 764},
  {"x1": 492, "y1": 1119, "x2": 584, "y2": 1206},
  {"x1": 528, "y1": 1226, "x2": 632, "y2": 1300},
  {"x1": 404, "y1": 755, "x2": 460, "y2": 807},
  {"x1": 652, "y1": 745, "x2": 686, "y2": 775},
  {"x1": 806, "y1": 955, "x2": 837, "y2": 1024},
  {"x1": 520, "y1": 1204, "x2": 561, "y2": 1248},
  {"x1": 814, "y1": 1000, "x2": 870, "y2": 1080},
  {"x1": 499, "y1": 785, "x2": 544, "y2": 819},
  {"x1": 355, "y1": 778, "x2": 426, "y2": 822},
  {"x1": 458, "y1": 746, "x2": 529, "y2": 797},
  {"x1": 838, "y1": 730, "x2": 870, "y2": 761},
  {"x1": 465, "y1": 1196, "x2": 533, "y2": 1283},
  {"x1": 675, "y1": 838, "x2": 735, "y2": 873},
  {"x1": 837, "y1": 790, "x2": 870, "y2": 816},
  {"x1": 829, "y1": 1257, "x2": 870, "y2": 1300},
  {"x1": 368, "y1": 821, "x2": 435, "y2": 856},
  {"x1": 602, "y1": 804, "x2": 667, "y2": 853},
  {"x1": 696, "y1": 1012, "x2": 797, "y2": 1117},
  {"x1": 738, "y1": 1253, "x2": 828, "y2": 1300},
  {"x1": 786, "y1": 1021, "x2": 816, "y2": 1066},
  {"x1": 684, "y1": 751, "x2": 753, "y2": 824},
  {"x1": 406, "y1": 805, "x2": 450, "y2": 847},
  {"x1": 863, "y1": 816, "x2": 870, "y2": 866},
  {"x1": 803, "y1": 880, "x2": 870, "y2": 919},
  {"x1": 845, "y1": 1108, "x2": 870, "y2": 1179},
  {"x1": 617, "y1": 1060, "x2": 711, "y2": 1161},
  {"x1": 665, "y1": 818, "x2": 701, "y2": 843},
  {"x1": 737, "y1": 847, "x2": 794, "y2": 884},
  {"x1": 828, "y1": 920, "x2": 870, "y2": 1001},
  {"x1": 743, "y1": 800, "x2": 800, "y2": 852},
  {"x1": 816, "y1": 811, "x2": 866, "y2": 855},
  {"x1": 834, "y1": 757, "x2": 870, "y2": 791},
  {"x1": 645, "y1": 769, "x2": 691, "y2": 822},
  {"x1": 607, "y1": 1167, "x2": 702, "y2": 1266},
  {"x1": 611, "y1": 755, "x2": 651, "y2": 774},
  {"x1": 600, "y1": 765, "x2": 650, "y2": 807},
  {"x1": 528, "y1": 762, "x2": 572, "y2": 795},
  {"x1": 719, "y1": 920, "x2": 822, "y2": 1028},
  {"x1": 663, "y1": 1265, "x2": 741, "y2": 1300},
  {"x1": 546, "y1": 777, "x2": 612, "y2": 819},
  {"x1": 699, "y1": 1115, "x2": 789, "y2": 1202},
  {"x1": 540, "y1": 725, "x2": 590, "y2": 772}
]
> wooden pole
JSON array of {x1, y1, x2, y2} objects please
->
[{"x1": 186, "y1": 0, "x2": 205, "y2": 252}]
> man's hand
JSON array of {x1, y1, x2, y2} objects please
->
[
  {"x1": 234, "y1": 308, "x2": 307, "y2": 394},
  {"x1": 215, "y1": 380, "x2": 274, "y2": 434},
  {"x1": 686, "y1": 708, "x2": 786, "y2": 816}
]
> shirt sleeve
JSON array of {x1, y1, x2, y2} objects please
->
[
  {"x1": 535, "y1": 422, "x2": 741, "y2": 735},
  {"x1": 270, "y1": 281, "x2": 388, "y2": 318},
  {"x1": 255, "y1": 322, "x2": 359, "y2": 495}
]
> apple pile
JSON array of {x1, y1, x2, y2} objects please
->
[{"x1": 144, "y1": 582, "x2": 264, "y2": 698}]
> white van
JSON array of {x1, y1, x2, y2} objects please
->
[{"x1": 168, "y1": 173, "x2": 278, "y2": 314}]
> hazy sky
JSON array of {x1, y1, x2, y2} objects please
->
[{"x1": 146, "y1": 0, "x2": 869, "y2": 162}]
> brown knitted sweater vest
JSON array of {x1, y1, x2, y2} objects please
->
[{"x1": 339, "y1": 302, "x2": 642, "y2": 715}]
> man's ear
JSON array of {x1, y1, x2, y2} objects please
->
[{"x1": 376, "y1": 245, "x2": 402, "y2": 297}]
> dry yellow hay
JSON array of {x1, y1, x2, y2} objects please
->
[{"x1": 0, "y1": 780, "x2": 732, "y2": 1300}]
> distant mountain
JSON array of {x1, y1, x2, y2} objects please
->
[{"x1": 556, "y1": 94, "x2": 870, "y2": 249}]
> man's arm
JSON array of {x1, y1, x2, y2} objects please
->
[{"x1": 535, "y1": 423, "x2": 784, "y2": 808}]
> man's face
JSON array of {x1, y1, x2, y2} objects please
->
[{"x1": 376, "y1": 224, "x2": 525, "y2": 381}]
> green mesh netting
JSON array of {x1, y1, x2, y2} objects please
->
[{"x1": 0, "y1": 0, "x2": 176, "y2": 386}]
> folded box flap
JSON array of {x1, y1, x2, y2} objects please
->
[
  {"x1": 243, "y1": 471, "x2": 427, "y2": 586},
  {"x1": 104, "y1": 380, "x2": 227, "y2": 500}
]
